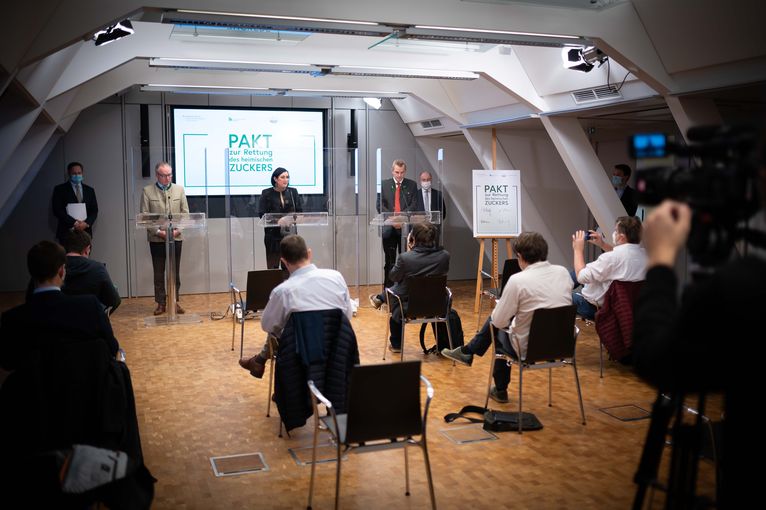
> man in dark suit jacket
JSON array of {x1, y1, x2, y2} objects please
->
[
  {"x1": 376, "y1": 159, "x2": 417, "y2": 292},
  {"x1": 51, "y1": 161, "x2": 98, "y2": 243},
  {"x1": 414, "y1": 170, "x2": 447, "y2": 220},
  {"x1": 387, "y1": 222, "x2": 450, "y2": 351},
  {"x1": 612, "y1": 164, "x2": 638, "y2": 217},
  {"x1": 62, "y1": 230, "x2": 121, "y2": 313},
  {"x1": 0, "y1": 241, "x2": 119, "y2": 372}
]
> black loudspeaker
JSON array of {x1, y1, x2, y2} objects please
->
[
  {"x1": 348, "y1": 109, "x2": 358, "y2": 176},
  {"x1": 140, "y1": 104, "x2": 150, "y2": 177}
]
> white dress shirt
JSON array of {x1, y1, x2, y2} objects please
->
[
  {"x1": 577, "y1": 243, "x2": 647, "y2": 307},
  {"x1": 260, "y1": 263, "x2": 352, "y2": 337},
  {"x1": 491, "y1": 261, "x2": 573, "y2": 359}
]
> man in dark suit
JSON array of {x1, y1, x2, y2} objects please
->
[
  {"x1": 414, "y1": 170, "x2": 447, "y2": 241},
  {"x1": 51, "y1": 161, "x2": 99, "y2": 243},
  {"x1": 374, "y1": 159, "x2": 417, "y2": 300},
  {"x1": 386, "y1": 222, "x2": 450, "y2": 352},
  {"x1": 62, "y1": 230, "x2": 121, "y2": 313},
  {"x1": 0, "y1": 241, "x2": 119, "y2": 372},
  {"x1": 612, "y1": 164, "x2": 638, "y2": 216}
]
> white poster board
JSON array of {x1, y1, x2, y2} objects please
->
[{"x1": 472, "y1": 170, "x2": 521, "y2": 237}]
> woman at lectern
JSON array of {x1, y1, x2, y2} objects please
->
[{"x1": 258, "y1": 167, "x2": 302, "y2": 269}]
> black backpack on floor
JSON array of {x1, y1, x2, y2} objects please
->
[{"x1": 418, "y1": 309, "x2": 464, "y2": 355}]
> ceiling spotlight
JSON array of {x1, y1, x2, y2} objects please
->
[
  {"x1": 561, "y1": 46, "x2": 607, "y2": 73},
  {"x1": 94, "y1": 20, "x2": 135, "y2": 46}
]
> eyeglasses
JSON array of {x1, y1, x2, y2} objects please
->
[{"x1": 157, "y1": 172, "x2": 172, "y2": 178}]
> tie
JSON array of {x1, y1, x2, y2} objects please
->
[
  {"x1": 75, "y1": 184, "x2": 83, "y2": 203},
  {"x1": 394, "y1": 182, "x2": 401, "y2": 213},
  {"x1": 424, "y1": 190, "x2": 430, "y2": 210}
]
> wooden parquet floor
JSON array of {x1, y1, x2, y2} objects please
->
[{"x1": 1, "y1": 281, "x2": 719, "y2": 509}]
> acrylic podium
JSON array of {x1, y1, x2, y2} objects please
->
[
  {"x1": 370, "y1": 210, "x2": 442, "y2": 240},
  {"x1": 259, "y1": 212, "x2": 330, "y2": 233},
  {"x1": 136, "y1": 212, "x2": 207, "y2": 327}
]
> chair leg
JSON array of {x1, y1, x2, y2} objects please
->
[
  {"x1": 239, "y1": 319, "x2": 246, "y2": 359},
  {"x1": 307, "y1": 415, "x2": 320, "y2": 510},
  {"x1": 420, "y1": 442, "x2": 437, "y2": 510},
  {"x1": 572, "y1": 361, "x2": 587, "y2": 425},
  {"x1": 231, "y1": 309, "x2": 236, "y2": 351},
  {"x1": 382, "y1": 315, "x2": 390, "y2": 360},
  {"x1": 445, "y1": 320, "x2": 455, "y2": 367},
  {"x1": 266, "y1": 356, "x2": 275, "y2": 417},
  {"x1": 334, "y1": 442, "x2": 342, "y2": 510},
  {"x1": 599, "y1": 341, "x2": 604, "y2": 378},
  {"x1": 400, "y1": 321, "x2": 405, "y2": 362},
  {"x1": 548, "y1": 368, "x2": 553, "y2": 407},
  {"x1": 404, "y1": 443, "x2": 410, "y2": 496},
  {"x1": 518, "y1": 364, "x2": 524, "y2": 434}
]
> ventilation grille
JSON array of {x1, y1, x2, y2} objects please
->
[
  {"x1": 420, "y1": 119, "x2": 443, "y2": 129},
  {"x1": 571, "y1": 86, "x2": 621, "y2": 104}
]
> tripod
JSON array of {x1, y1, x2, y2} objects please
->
[{"x1": 633, "y1": 391, "x2": 716, "y2": 509}]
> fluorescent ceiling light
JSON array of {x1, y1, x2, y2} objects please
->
[
  {"x1": 141, "y1": 84, "x2": 273, "y2": 95},
  {"x1": 149, "y1": 58, "x2": 321, "y2": 73},
  {"x1": 333, "y1": 66, "x2": 479, "y2": 80},
  {"x1": 292, "y1": 88, "x2": 404, "y2": 97},
  {"x1": 170, "y1": 24, "x2": 309, "y2": 45},
  {"x1": 363, "y1": 98, "x2": 382, "y2": 109},
  {"x1": 414, "y1": 24, "x2": 579, "y2": 39},
  {"x1": 176, "y1": 10, "x2": 380, "y2": 26}
]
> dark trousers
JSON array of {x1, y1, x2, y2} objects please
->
[
  {"x1": 264, "y1": 235, "x2": 282, "y2": 269},
  {"x1": 149, "y1": 241, "x2": 182, "y2": 304},
  {"x1": 466, "y1": 317, "x2": 516, "y2": 391},
  {"x1": 382, "y1": 227, "x2": 402, "y2": 290}
]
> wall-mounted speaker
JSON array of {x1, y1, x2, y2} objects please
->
[
  {"x1": 140, "y1": 104, "x2": 150, "y2": 177},
  {"x1": 348, "y1": 109, "x2": 358, "y2": 176}
]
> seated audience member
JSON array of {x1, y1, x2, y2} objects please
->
[
  {"x1": 0, "y1": 241, "x2": 119, "y2": 371},
  {"x1": 571, "y1": 216, "x2": 647, "y2": 320},
  {"x1": 238, "y1": 235, "x2": 353, "y2": 378},
  {"x1": 386, "y1": 221, "x2": 450, "y2": 352},
  {"x1": 62, "y1": 230, "x2": 121, "y2": 312},
  {"x1": 442, "y1": 232, "x2": 571, "y2": 403}
]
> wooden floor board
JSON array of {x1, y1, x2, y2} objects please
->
[{"x1": 0, "y1": 281, "x2": 718, "y2": 509}]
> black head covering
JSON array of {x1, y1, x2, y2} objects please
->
[{"x1": 271, "y1": 167, "x2": 288, "y2": 187}]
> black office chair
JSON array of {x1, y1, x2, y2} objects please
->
[
  {"x1": 230, "y1": 269, "x2": 286, "y2": 355},
  {"x1": 476, "y1": 258, "x2": 520, "y2": 331},
  {"x1": 230, "y1": 269, "x2": 286, "y2": 417},
  {"x1": 487, "y1": 304, "x2": 586, "y2": 433},
  {"x1": 307, "y1": 361, "x2": 436, "y2": 510},
  {"x1": 383, "y1": 274, "x2": 453, "y2": 361}
]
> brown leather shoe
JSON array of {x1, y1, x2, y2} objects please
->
[
  {"x1": 239, "y1": 355, "x2": 266, "y2": 378},
  {"x1": 176, "y1": 303, "x2": 185, "y2": 314},
  {"x1": 153, "y1": 303, "x2": 166, "y2": 315}
]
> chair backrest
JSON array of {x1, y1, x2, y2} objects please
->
[
  {"x1": 245, "y1": 269, "x2": 286, "y2": 311},
  {"x1": 500, "y1": 258, "x2": 521, "y2": 291},
  {"x1": 524, "y1": 305, "x2": 578, "y2": 363},
  {"x1": 403, "y1": 275, "x2": 449, "y2": 318},
  {"x1": 345, "y1": 361, "x2": 423, "y2": 444}
]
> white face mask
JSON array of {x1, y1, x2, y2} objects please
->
[{"x1": 420, "y1": 181, "x2": 432, "y2": 191}]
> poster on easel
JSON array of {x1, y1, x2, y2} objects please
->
[{"x1": 472, "y1": 170, "x2": 521, "y2": 236}]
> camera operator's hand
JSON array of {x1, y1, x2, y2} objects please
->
[
  {"x1": 587, "y1": 229, "x2": 613, "y2": 251},
  {"x1": 572, "y1": 230, "x2": 587, "y2": 275},
  {"x1": 643, "y1": 200, "x2": 692, "y2": 267}
]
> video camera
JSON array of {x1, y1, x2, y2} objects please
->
[{"x1": 630, "y1": 125, "x2": 761, "y2": 266}]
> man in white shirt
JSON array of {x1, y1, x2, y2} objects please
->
[
  {"x1": 442, "y1": 232, "x2": 572, "y2": 403},
  {"x1": 572, "y1": 216, "x2": 647, "y2": 320},
  {"x1": 239, "y1": 235, "x2": 352, "y2": 378}
]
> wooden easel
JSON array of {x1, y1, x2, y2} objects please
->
[
  {"x1": 473, "y1": 127, "x2": 515, "y2": 313},
  {"x1": 474, "y1": 236, "x2": 514, "y2": 312}
]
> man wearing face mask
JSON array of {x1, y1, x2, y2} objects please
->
[
  {"x1": 571, "y1": 215, "x2": 647, "y2": 320},
  {"x1": 612, "y1": 164, "x2": 639, "y2": 217},
  {"x1": 140, "y1": 162, "x2": 189, "y2": 315},
  {"x1": 51, "y1": 162, "x2": 99, "y2": 243},
  {"x1": 414, "y1": 171, "x2": 447, "y2": 223}
]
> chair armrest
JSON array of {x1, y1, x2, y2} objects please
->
[
  {"x1": 385, "y1": 288, "x2": 404, "y2": 311},
  {"x1": 116, "y1": 348, "x2": 126, "y2": 363},
  {"x1": 420, "y1": 375, "x2": 434, "y2": 430},
  {"x1": 308, "y1": 380, "x2": 333, "y2": 410}
]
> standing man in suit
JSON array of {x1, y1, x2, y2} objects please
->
[
  {"x1": 612, "y1": 164, "x2": 639, "y2": 216},
  {"x1": 51, "y1": 161, "x2": 98, "y2": 243},
  {"x1": 373, "y1": 159, "x2": 417, "y2": 306},
  {"x1": 415, "y1": 170, "x2": 447, "y2": 244},
  {"x1": 0, "y1": 240, "x2": 119, "y2": 371},
  {"x1": 140, "y1": 161, "x2": 189, "y2": 316}
]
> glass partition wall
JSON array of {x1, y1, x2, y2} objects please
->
[{"x1": 127, "y1": 138, "x2": 445, "y2": 322}]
